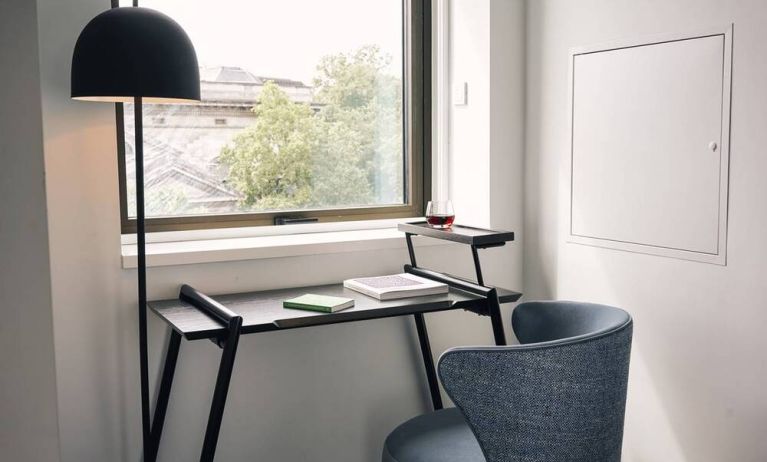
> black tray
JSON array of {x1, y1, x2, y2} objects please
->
[{"x1": 398, "y1": 221, "x2": 515, "y2": 247}]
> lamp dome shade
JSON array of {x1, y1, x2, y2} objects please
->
[{"x1": 71, "y1": 7, "x2": 200, "y2": 103}]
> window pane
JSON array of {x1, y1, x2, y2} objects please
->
[{"x1": 123, "y1": 0, "x2": 405, "y2": 219}]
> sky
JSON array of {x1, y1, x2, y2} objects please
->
[{"x1": 129, "y1": 0, "x2": 403, "y2": 84}]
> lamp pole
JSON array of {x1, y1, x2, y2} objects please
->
[
  {"x1": 130, "y1": 0, "x2": 150, "y2": 452},
  {"x1": 134, "y1": 95, "x2": 151, "y2": 458}
]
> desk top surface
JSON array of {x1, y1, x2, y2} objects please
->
[{"x1": 149, "y1": 283, "x2": 521, "y2": 340}]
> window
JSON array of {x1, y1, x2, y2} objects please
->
[{"x1": 116, "y1": 0, "x2": 430, "y2": 233}]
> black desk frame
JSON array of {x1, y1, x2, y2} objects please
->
[
  {"x1": 145, "y1": 227, "x2": 519, "y2": 462},
  {"x1": 404, "y1": 232, "x2": 508, "y2": 410}
]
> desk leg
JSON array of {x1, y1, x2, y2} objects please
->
[
  {"x1": 405, "y1": 233, "x2": 417, "y2": 267},
  {"x1": 488, "y1": 293, "x2": 507, "y2": 346},
  {"x1": 413, "y1": 313, "x2": 443, "y2": 410},
  {"x1": 200, "y1": 318, "x2": 242, "y2": 462},
  {"x1": 146, "y1": 329, "x2": 182, "y2": 462},
  {"x1": 470, "y1": 245, "x2": 484, "y2": 286},
  {"x1": 470, "y1": 246, "x2": 507, "y2": 346}
]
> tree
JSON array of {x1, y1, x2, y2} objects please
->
[
  {"x1": 219, "y1": 45, "x2": 403, "y2": 210},
  {"x1": 313, "y1": 45, "x2": 403, "y2": 205},
  {"x1": 219, "y1": 81, "x2": 317, "y2": 209}
]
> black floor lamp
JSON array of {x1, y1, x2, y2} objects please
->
[{"x1": 71, "y1": 6, "x2": 200, "y2": 460}]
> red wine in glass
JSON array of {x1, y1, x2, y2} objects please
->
[
  {"x1": 426, "y1": 214, "x2": 455, "y2": 228},
  {"x1": 426, "y1": 200, "x2": 455, "y2": 229}
]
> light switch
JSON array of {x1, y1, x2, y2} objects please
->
[{"x1": 453, "y1": 82, "x2": 467, "y2": 106}]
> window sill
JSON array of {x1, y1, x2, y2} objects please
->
[{"x1": 121, "y1": 226, "x2": 450, "y2": 268}]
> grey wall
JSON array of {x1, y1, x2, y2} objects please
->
[
  {"x1": 525, "y1": 1, "x2": 767, "y2": 461},
  {"x1": 0, "y1": 0, "x2": 61, "y2": 460}
]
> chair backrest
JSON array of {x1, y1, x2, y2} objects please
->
[{"x1": 438, "y1": 301, "x2": 632, "y2": 462}]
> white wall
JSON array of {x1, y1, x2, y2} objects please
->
[
  {"x1": 449, "y1": 0, "x2": 491, "y2": 226},
  {"x1": 525, "y1": 1, "x2": 767, "y2": 461},
  {"x1": 31, "y1": 0, "x2": 525, "y2": 461},
  {"x1": 0, "y1": 1, "x2": 61, "y2": 461},
  {"x1": 449, "y1": 0, "x2": 525, "y2": 256},
  {"x1": 489, "y1": 0, "x2": 525, "y2": 236}
]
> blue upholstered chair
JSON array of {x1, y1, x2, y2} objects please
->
[{"x1": 382, "y1": 301, "x2": 633, "y2": 462}]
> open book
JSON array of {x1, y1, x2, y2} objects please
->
[{"x1": 343, "y1": 273, "x2": 448, "y2": 301}]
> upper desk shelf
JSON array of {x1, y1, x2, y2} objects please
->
[{"x1": 398, "y1": 221, "x2": 515, "y2": 248}]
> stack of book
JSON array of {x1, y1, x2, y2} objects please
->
[
  {"x1": 343, "y1": 273, "x2": 448, "y2": 300},
  {"x1": 282, "y1": 294, "x2": 354, "y2": 313}
]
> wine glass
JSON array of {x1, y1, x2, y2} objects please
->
[{"x1": 425, "y1": 200, "x2": 455, "y2": 229}]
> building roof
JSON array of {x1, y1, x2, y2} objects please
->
[
  {"x1": 123, "y1": 129, "x2": 241, "y2": 214},
  {"x1": 200, "y1": 66, "x2": 310, "y2": 88}
]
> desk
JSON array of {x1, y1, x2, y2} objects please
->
[{"x1": 145, "y1": 224, "x2": 521, "y2": 462}]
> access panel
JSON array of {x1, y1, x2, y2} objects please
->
[{"x1": 568, "y1": 27, "x2": 731, "y2": 264}]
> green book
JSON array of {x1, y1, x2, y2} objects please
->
[{"x1": 283, "y1": 293, "x2": 355, "y2": 313}]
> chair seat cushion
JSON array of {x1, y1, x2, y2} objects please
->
[{"x1": 382, "y1": 408, "x2": 484, "y2": 462}]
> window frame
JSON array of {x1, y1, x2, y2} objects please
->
[{"x1": 116, "y1": 0, "x2": 431, "y2": 234}]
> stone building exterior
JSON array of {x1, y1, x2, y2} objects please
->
[{"x1": 123, "y1": 66, "x2": 314, "y2": 216}]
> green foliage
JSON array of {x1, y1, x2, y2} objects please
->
[
  {"x1": 219, "y1": 82, "x2": 316, "y2": 209},
  {"x1": 219, "y1": 45, "x2": 403, "y2": 211},
  {"x1": 314, "y1": 45, "x2": 393, "y2": 110},
  {"x1": 313, "y1": 45, "x2": 403, "y2": 205}
]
